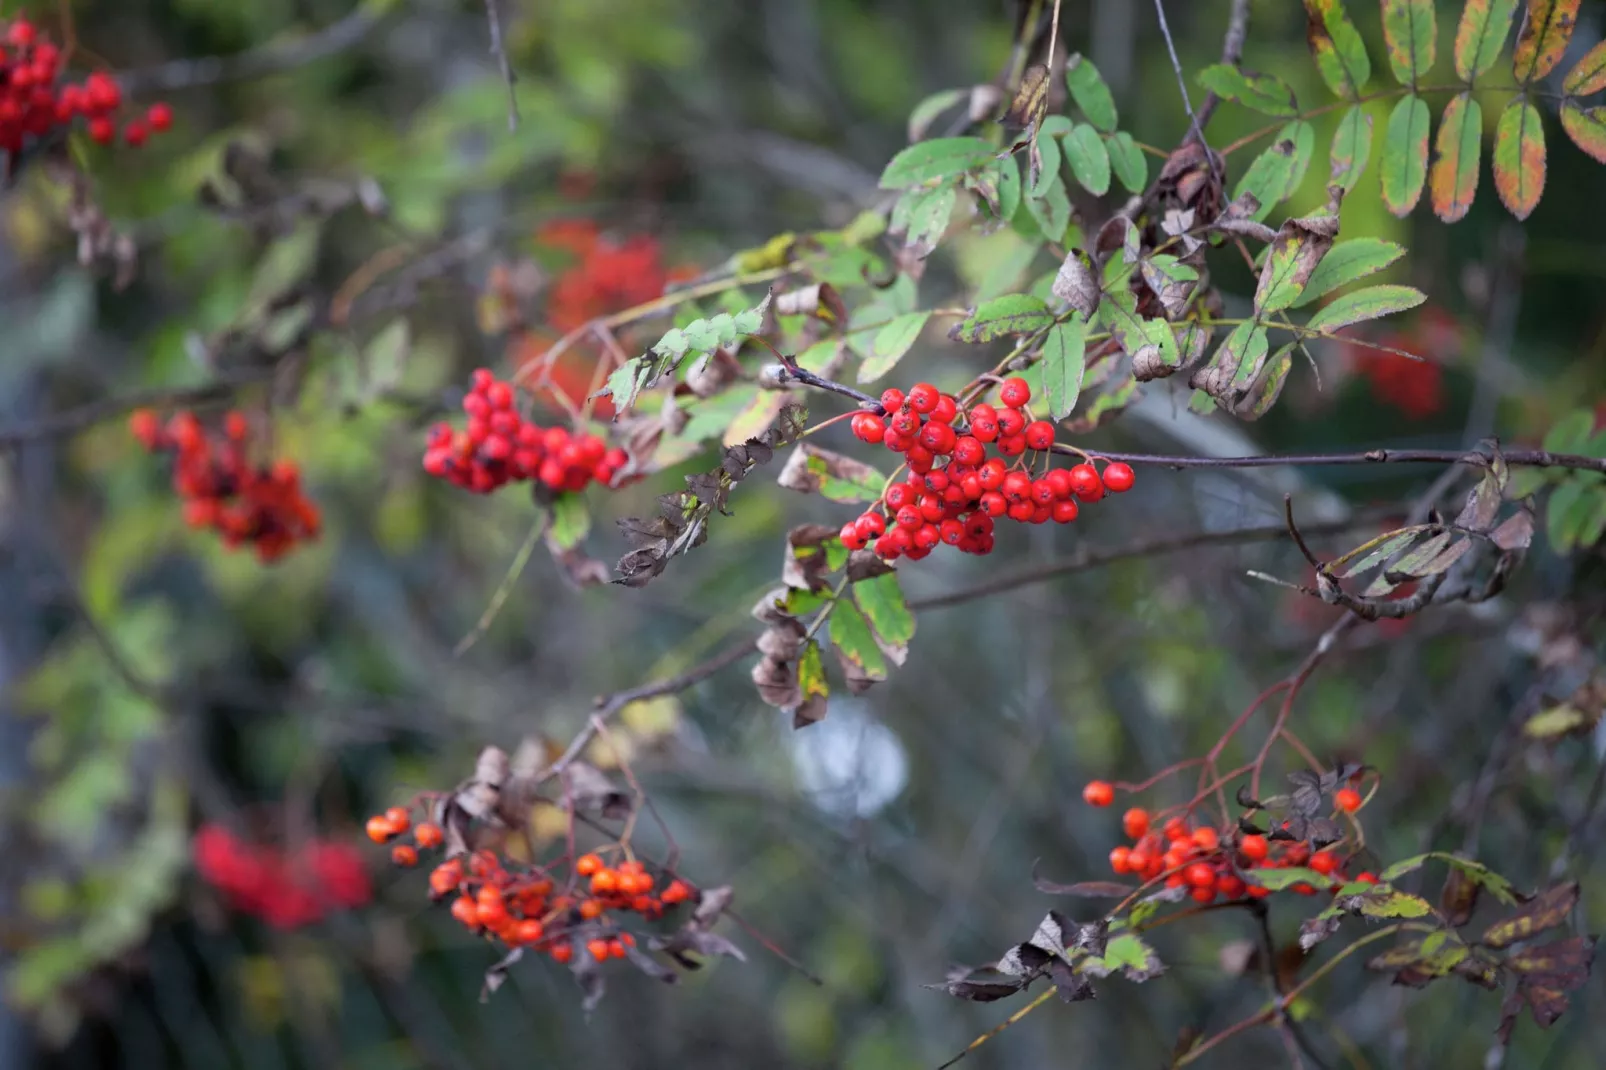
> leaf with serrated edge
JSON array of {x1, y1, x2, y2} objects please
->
[
  {"x1": 1455, "y1": 0, "x2": 1520, "y2": 81},
  {"x1": 1483, "y1": 882, "x2": 1580, "y2": 949},
  {"x1": 1379, "y1": 852, "x2": 1517, "y2": 904},
  {"x1": 1234, "y1": 122, "x2": 1313, "y2": 219},
  {"x1": 950, "y1": 295, "x2": 1053, "y2": 343},
  {"x1": 1559, "y1": 103, "x2": 1606, "y2": 165},
  {"x1": 859, "y1": 311, "x2": 931, "y2": 383},
  {"x1": 852, "y1": 572, "x2": 914, "y2": 665},
  {"x1": 1382, "y1": 0, "x2": 1437, "y2": 85},
  {"x1": 829, "y1": 598, "x2": 887, "y2": 688},
  {"x1": 907, "y1": 88, "x2": 966, "y2": 143},
  {"x1": 1329, "y1": 106, "x2": 1374, "y2": 192},
  {"x1": 879, "y1": 137, "x2": 998, "y2": 188},
  {"x1": 1104, "y1": 132, "x2": 1147, "y2": 193},
  {"x1": 1564, "y1": 39, "x2": 1606, "y2": 95},
  {"x1": 1062, "y1": 123, "x2": 1111, "y2": 195},
  {"x1": 1430, "y1": 93, "x2": 1482, "y2": 223},
  {"x1": 1197, "y1": 65, "x2": 1299, "y2": 116},
  {"x1": 1041, "y1": 316, "x2": 1088, "y2": 421},
  {"x1": 1493, "y1": 99, "x2": 1546, "y2": 220},
  {"x1": 1026, "y1": 172, "x2": 1073, "y2": 242},
  {"x1": 1303, "y1": 0, "x2": 1372, "y2": 99},
  {"x1": 1305, "y1": 284, "x2": 1426, "y2": 333},
  {"x1": 1255, "y1": 209, "x2": 1340, "y2": 314},
  {"x1": 1296, "y1": 238, "x2": 1405, "y2": 307},
  {"x1": 1064, "y1": 54, "x2": 1118, "y2": 132},
  {"x1": 777, "y1": 444, "x2": 885, "y2": 504},
  {"x1": 1381, "y1": 94, "x2": 1431, "y2": 216},
  {"x1": 1513, "y1": 0, "x2": 1581, "y2": 83}
]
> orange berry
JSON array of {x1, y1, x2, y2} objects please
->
[
  {"x1": 1190, "y1": 885, "x2": 1216, "y2": 904},
  {"x1": 1126, "y1": 849, "x2": 1150, "y2": 874},
  {"x1": 619, "y1": 932, "x2": 636, "y2": 947},
  {"x1": 450, "y1": 895, "x2": 479, "y2": 929},
  {"x1": 578, "y1": 899, "x2": 604, "y2": 920},
  {"x1": 575, "y1": 853, "x2": 603, "y2": 877},
  {"x1": 1162, "y1": 817, "x2": 1190, "y2": 842},
  {"x1": 660, "y1": 879, "x2": 691, "y2": 904},
  {"x1": 1335, "y1": 788, "x2": 1363, "y2": 813},
  {"x1": 365, "y1": 816, "x2": 396, "y2": 843},
  {"x1": 590, "y1": 869, "x2": 619, "y2": 895},
  {"x1": 429, "y1": 862, "x2": 461, "y2": 898},
  {"x1": 1309, "y1": 851, "x2": 1339, "y2": 875},
  {"x1": 391, "y1": 844, "x2": 418, "y2": 867},
  {"x1": 550, "y1": 943, "x2": 574, "y2": 964},
  {"x1": 1191, "y1": 827, "x2": 1220, "y2": 852},
  {"x1": 1109, "y1": 846, "x2": 1132, "y2": 874},
  {"x1": 586, "y1": 939, "x2": 611, "y2": 962},
  {"x1": 1165, "y1": 872, "x2": 1187, "y2": 890},
  {"x1": 1239, "y1": 834, "x2": 1269, "y2": 862},
  {"x1": 1247, "y1": 884, "x2": 1270, "y2": 899},
  {"x1": 414, "y1": 822, "x2": 444, "y2": 848},
  {"x1": 1217, "y1": 875, "x2": 1246, "y2": 900},
  {"x1": 1293, "y1": 882, "x2": 1317, "y2": 896},
  {"x1": 1121, "y1": 808, "x2": 1150, "y2": 840},
  {"x1": 1162, "y1": 848, "x2": 1188, "y2": 871},
  {"x1": 384, "y1": 807, "x2": 411, "y2": 832},
  {"x1": 1081, "y1": 780, "x2": 1115, "y2": 807},
  {"x1": 1184, "y1": 863, "x2": 1216, "y2": 888},
  {"x1": 1284, "y1": 843, "x2": 1310, "y2": 866},
  {"x1": 515, "y1": 919, "x2": 544, "y2": 944},
  {"x1": 608, "y1": 939, "x2": 627, "y2": 960}
]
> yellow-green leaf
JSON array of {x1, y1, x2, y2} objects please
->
[
  {"x1": 879, "y1": 137, "x2": 998, "y2": 188},
  {"x1": 859, "y1": 311, "x2": 931, "y2": 383},
  {"x1": 1196, "y1": 64, "x2": 1299, "y2": 116},
  {"x1": 1493, "y1": 98, "x2": 1546, "y2": 219},
  {"x1": 1234, "y1": 120, "x2": 1314, "y2": 219},
  {"x1": 1064, "y1": 54, "x2": 1118, "y2": 132},
  {"x1": 852, "y1": 571, "x2": 915, "y2": 664},
  {"x1": 1303, "y1": 0, "x2": 1371, "y2": 99},
  {"x1": 1382, "y1": 0, "x2": 1437, "y2": 84},
  {"x1": 1559, "y1": 102, "x2": 1606, "y2": 164},
  {"x1": 1296, "y1": 238, "x2": 1406, "y2": 306},
  {"x1": 829, "y1": 599, "x2": 888, "y2": 687},
  {"x1": 548, "y1": 493, "x2": 590, "y2": 550},
  {"x1": 1381, "y1": 94, "x2": 1431, "y2": 216},
  {"x1": 1429, "y1": 93, "x2": 1482, "y2": 223},
  {"x1": 949, "y1": 295, "x2": 1053, "y2": 343},
  {"x1": 1305, "y1": 284, "x2": 1426, "y2": 333},
  {"x1": 1328, "y1": 105, "x2": 1374, "y2": 191},
  {"x1": 1454, "y1": 0, "x2": 1520, "y2": 81},
  {"x1": 1513, "y1": 0, "x2": 1581, "y2": 84},
  {"x1": 1563, "y1": 38, "x2": 1606, "y2": 95}
]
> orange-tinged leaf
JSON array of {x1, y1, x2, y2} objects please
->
[
  {"x1": 1303, "y1": 0, "x2": 1371, "y2": 99},
  {"x1": 1328, "y1": 105, "x2": 1374, "y2": 191},
  {"x1": 1429, "y1": 93, "x2": 1482, "y2": 223},
  {"x1": 1562, "y1": 38, "x2": 1606, "y2": 96},
  {"x1": 1381, "y1": 94, "x2": 1431, "y2": 216},
  {"x1": 1455, "y1": 0, "x2": 1520, "y2": 81},
  {"x1": 1513, "y1": 0, "x2": 1581, "y2": 83},
  {"x1": 1382, "y1": 0, "x2": 1437, "y2": 84},
  {"x1": 1559, "y1": 102, "x2": 1606, "y2": 164},
  {"x1": 1493, "y1": 98, "x2": 1546, "y2": 218}
]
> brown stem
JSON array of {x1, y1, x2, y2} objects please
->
[{"x1": 1194, "y1": 0, "x2": 1252, "y2": 129}]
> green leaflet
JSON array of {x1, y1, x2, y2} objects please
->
[
  {"x1": 1328, "y1": 105, "x2": 1373, "y2": 192},
  {"x1": 1380, "y1": 94, "x2": 1430, "y2": 217},
  {"x1": 1296, "y1": 238, "x2": 1406, "y2": 307}
]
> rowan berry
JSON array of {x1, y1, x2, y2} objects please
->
[
  {"x1": 1024, "y1": 420, "x2": 1055, "y2": 451},
  {"x1": 997, "y1": 408, "x2": 1027, "y2": 437},
  {"x1": 952, "y1": 435, "x2": 985, "y2": 465},
  {"x1": 1309, "y1": 851, "x2": 1339, "y2": 876},
  {"x1": 1030, "y1": 479, "x2": 1056, "y2": 506},
  {"x1": 1239, "y1": 835, "x2": 1269, "y2": 862},
  {"x1": 578, "y1": 898, "x2": 604, "y2": 920},
  {"x1": 587, "y1": 938, "x2": 612, "y2": 962},
  {"x1": 1191, "y1": 827, "x2": 1220, "y2": 852},
  {"x1": 147, "y1": 102, "x2": 173, "y2": 131},
  {"x1": 550, "y1": 943, "x2": 574, "y2": 964},
  {"x1": 366, "y1": 816, "x2": 397, "y2": 844},
  {"x1": 1068, "y1": 464, "x2": 1102, "y2": 500},
  {"x1": 661, "y1": 879, "x2": 691, "y2": 904},
  {"x1": 384, "y1": 807, "x2": 411, "y2": 832},
  {"x1": 889, "y1": 409, "x2": 920, "y2": 436},
  {"x1": 996, "y1": 433, "x2": 1027, "y2": 457},
  {"x1": 1293, "y1": 882, "x2": 1318, "y2": 896},
  {"x1": 907, "y1": 383, "x2": 939, "y2": 414},
  {"x1": 851, "y1": 413, "x2": 886, "y2": 444},
  {"x1": 918, "y1": 420, "x2": 956, "y2": 455},
  {"x1": 1126, "y1": 848, "x2": 1151, "y2": 873},
  {"x1": 856, "y1": 512, "x2": 886, "y2": 538},
  {"x1": 391, "y1": 845, "x2": 418, "y2": 867},
  {"x1": 999, "y1": 378, "x2": 1031, "y2": 408},
  {"x1": 1217, "y1": 874, "x2": 1246, "y2": 900},
  {"x1": 590, "y1": 869, "x2": 620, "y2": 895},
  {"x1": 1190, "y1": 885, "x2": 1216, "y2": 904},
  {"x1": 515, "y1": 919, "x2": 544, "y2": 945},
  {"x1": 1082, "y1": 780, "x2": 1115, "y2": 807},
  {"x1": 1109, "y1": 846, "x2": 1132, "y2": 874},
  {"x1": 1122, "y1": 808, "x2": 1150, "y2": 839},
  {"x1": 1101, "y1": 462, "x2": 1135, "y2": 493},
  {"x1": 931, "y1": 395, "x2": 959, "y2": 424},
  {"x1": 450, "y1": 895, "x2": 479, "y2": 929},
  {"x1": 1355, "y1": 872, "x2": 1378, "y2": 885},
  {"x1": 840, "y1": 523, "x2": 867, "y2": 550},
  {"x1": 879, "y1": 388, "x2": 905, "y2": 412},
  {"x1": 1165, "y1": 872, "x2": 1188, "y2": 890},
  {"x1": 123, "y1": 119, "x2": 149, "y2": 147},
  {"x1": 429, "y1": 862, "x2": 461, "y2": 898},
  {"x1": 1335, "y1": 787, "x2": 1362, "y2": 813},
  {"x1": 1162, "y1": 816, "x2": 1190, "y2": 842},
  {"x1": 1052, "y1": 499, "x2": 1080, "y2": 523},
  {"x1": 575, "y1": 853, "x2": 603, "y2": 877},
  {"x1": 414, "y1": 822, "x2": 444, "y2": 848}
]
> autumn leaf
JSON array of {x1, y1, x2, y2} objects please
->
[
  {"x1": 1559, "y1": 103, "x2": 1606, "y2": 165},
  {"x1": 1493, "y1": 99, "x2": 1546, "y2": 219},
  {"x1": 1512, "y1": 0, "x2": 1581, "y2": 84},
  {"x1": 1454, "y1": 0, "x2": 1520, "y2": 82},
  {"x1": 1303, "y1": 0, "x2": 1371, "y2": 99},
  {"x1": 1381, "y1": 94, "x2": 1430, "y2": 216},
  {"x1": 1381, "y1": 0, "x2": 1436, "y2": 85},
  {"x1": 1328, "y1": 105, "x2": 1373, "y2": 192},
  {"x1": 1429, "y1": 93, "x2": 1482, "y2": 223}
]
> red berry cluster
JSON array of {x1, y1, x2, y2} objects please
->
[
  {"x1": 129, "y1": 409, "x2": 321, "y2": 563},
  {"x1": 0, "y1": 17, "x2": 173, "y2": 152},
  {"x1": 368, "y1": 806, "x2": 695, "y2": 964},
  {"x1": 421, "y1": 368, "x2": 630, "y2": 494},
  {"x1": 193, "y1": 823, "x2": 371, "y2": 929},
  {"x1": 1082, "y1": 783, "x2": 1374, "y2": 905},
  {"x1": 534, "y1": 219, "x2": 680, "y2": 335},
  {"x1": 842, "y1": 378, "x2": 1134, "y2": 560}
]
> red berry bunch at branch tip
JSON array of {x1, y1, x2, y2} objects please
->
[
  {"x1": 1090, "y1": 784, "x2": 1377, "y2": 907},
  {"x1": 367, "y1": 803, "x2": 698, "y2": 964},
  {"x1": 130, "y1": 408, "x2": 321, "y2": 563},
  {"x1": 842, "y1": 378, "x2": 1135, "y2": 561},
  {"x1": 421, "y1": 368, "x2": 632, "y2": 494},
  {"x1": 193, "y1": 824, "x2": 371, "y2": 930},
  {"x1": 0, "y1": 17, "x2": 174, "y2": 152}
]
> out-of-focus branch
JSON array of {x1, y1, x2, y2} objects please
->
[
  {"x1": 119, "y1": 4, "x2": 385, "y2": 95},
  {"x1": 1194, "y1": 0, "x2": 1251, "y2": 129}
]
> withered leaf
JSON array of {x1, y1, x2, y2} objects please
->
[
  {"x1": 774, "y1": 282, "x2": 847, "y2": 326},
  {"x1": 1299, "y1": 912, "x2": 1344, "y2": 951},
  {"x1": 1455, "y1": 470, "x2": 1505, "y2": 532},
  {"x1": 623, "y1": 943, "x2": 680, "y2": 983},
  {"x1": 481, "y1": 946, "x2": 523, "y2": 1001},
  {"x1": 777, "y1": 443, "x2": 885, "y2": 504},
  {"x1": 1441, "y1": 861, "x2": 1482, "y2": 928},
  {"x1": 1482, "y1": 882, "x2": 1579, "y2": 949},
  {"x1": 1004, "y1": 64, "x2": 1050, "y2": 143},
  {"x1": 997, "y1": 941, "x2": 1053, "y2": 979},
  {"x1": 1489, "y1": 510, "x2": 1535, "y2": 550},
  {"x1": 1030, "y1": 862, "x2": 1132, "y2": 899},
  {"x1": 562, "y1": 761, "x2": 631, "y2": 819},
  {"x1": 930, "y1": 973, "x2": 1030, "y2": 1002},
  {"x1": 751, "y1": 654, "x2": 801, "y2": 709},
  {"x1": 781, "y1": 524, "x2": 839, "y2": 592},
  {"x1": 1508, "y1": 935, "x2": 1595, "y2": 1028},
  {"x1": 1288, "y1": 770, "x2": 1323, "y2": 817},
  {"x1": 845, "y1": 549, "x2": 895, "y2": 582},
  {"x1": 1051, "y1": 249, "x2": 1100, "y2": 318},
  {"x1": 1049, "y1": 959, "x2": 1096, "y2": 1003}
]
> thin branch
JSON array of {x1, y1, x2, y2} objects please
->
[
  {"x1": 483, "y1": 0, "x2": 520, "y2": 132},
  {"x1": 908, "y1": 515, "x2": 1375, "y2": 612},
  {"x1": 1058, "y1": 444, "x2": 1606, "y2": 476},
  {"x1": 1195, "y1": 0, "x2": 1251, "y2": 129},
  {"x1": 119, "y1": 4, "x2": 384, "y2": 94},
  {"x1": 1151, "y1": 0, "x2": 1201, "y2": 142}
]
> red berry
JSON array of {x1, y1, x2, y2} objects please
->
[
  {"x1": 1109, "y1": 846, "x2": 1132, "y2": 874},
  {"x1": 391, "y1": 844, "x2": 418, "y2": 867},
  {"x1": 996, "y1": 433, "x2": 1027, "y2": 457},
  {"x1": 952, "y1": 436, "x2": 985, "y2": 466},
  {"x1": 879, "y1": 388, "x2": 905, "y2": 412},
  {"x1": 999, "y1": 377, "x2": 1031, "y2": 408},
  {"x1": 1335, "y1": 787, "x2": 1362, "y2": 813},
  {"x1": 840, "y1": 523, "x2": 866, "y2": 550},
  {"x1": 365, "y1": 816, "x2": 396, "y2": 844},
  {"x1": 855, "y1": 512, "x2": 886, "y2": 538},
  {"x1": 907, "y1": 383, "x2": 939, "y2": 414},
  {"x1": 918, "y1": 420, "x2": 956, "y2": 455},
  {"x1": 1309, "y1": 851, "x2": 1339, "y2": 875},
  {"x1": 1023, "y1": 420, "x2": 1055, "y2": 451},
  {"x1": 1082, "y1": 780, "x2": 1114, "y2": 807},
  {"x1": 1184, "y1": 862, "x2": 1215, "y2": 888},
  {"x1": 851, "y1": 412, "x2": 886, "y2": 444},
  {"x1": 414, "y1": 822, "x2": 444, "y2": 848},
  {"x1": 931, "y1": 395, "x2": 959, "y2": 424},
  {"x1": 997, "y1": 408, "x2": 1027, "y2": 436},
  {"x1": 1068, "y1": 464, "x2": 1102, "y2": 500},
  {"x1": 1101, "y1": 461, "x2": 1135, "y2": 493},
  {"x1": 1051, "y1": 499, "x2": 1079, "y2": 523},
  {"x1": 1192, "y1": 827, "x2": 1220, "y2": 852},
  {"x1": 123, "y1": 120, "x2": 149, "y2": 147},
  {"x1": 1122, "y1": 808, "x2": 1150, "y2": 840},
  {"x1": 1217, "y1": 874, "x2": 1247, "y2": 900},
  {"x1": 1162, "y1": 817, "x2": 1190, "y2": 842},
  {"x1": 87, "y1": 115, "x2": 115, "y2": 144},
  {"x1": 1355, "y1": 871, "x2": 1378, "y2": 884},
  {"x1": 575, "y1": 853, "x2": 603, "y2": 877},
  {"x1": 147, "y1": 102, "x2": 174, "y2": 131}
]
